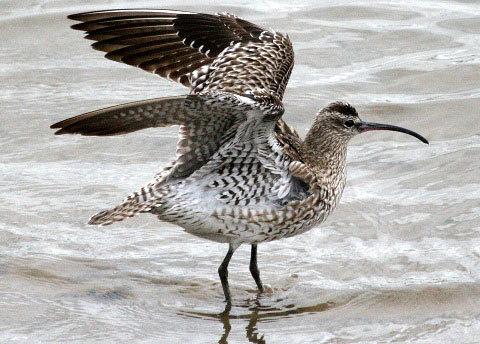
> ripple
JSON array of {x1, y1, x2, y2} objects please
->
[{"x1": 2, "y1": 1, "x2": 480, "y2": 343}]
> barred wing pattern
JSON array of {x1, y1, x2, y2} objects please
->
[
  {"x1": 53, "y1": 9, "x2": 305, "y2": 228},
  {"x1": 68, "y1": 9, "x2": 294, "y2": 98},
  {"x1": 53, "y1": 92, "x2": 268, "y2": 180},
  {"x1": 52, "y1": 92, "x2": 302, "y2": 226}
]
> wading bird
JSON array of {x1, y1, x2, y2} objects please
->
[{"x1": 51, "y1": 9, "x2": 428, "y2": 302}]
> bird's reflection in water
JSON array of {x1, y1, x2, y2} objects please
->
[{"x1": 180, "y1": 294, "x2": 336, "y2": 344}]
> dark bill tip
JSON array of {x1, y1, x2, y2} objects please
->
[{"x1": 359, "y1": 121, "x2": 429, "y2": 144}]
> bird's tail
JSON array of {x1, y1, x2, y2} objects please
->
[
  {"x1": 88, "y1": 184, "x2": 167, "y2": 226},
  {"x1": 88, "y1": 200, "x2": 152, "y2": 226}
]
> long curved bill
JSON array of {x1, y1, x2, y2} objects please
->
[{"x1": 359, "y1": 121, "x2": 429, "y2": 144}]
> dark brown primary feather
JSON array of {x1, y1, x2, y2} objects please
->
[
  {"x1": 50, "y1": 96, "x2": 187, "y2": 136},
  {"x1": 68, "y1": 10, "x2": 268, "y2": 87}
]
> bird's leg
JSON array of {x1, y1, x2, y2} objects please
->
[
  {"x1": 218, "y1": 244, "x2": 237, "y2": 303},
  {"x1": 249, "y1": 244, "x2": 265, "y2": 293}
]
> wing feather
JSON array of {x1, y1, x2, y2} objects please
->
[
  {"x1": 68, "y1": 9, "x2": 294, "y2": 96},
  {"x1": 51, "y1": 92, "x2": 284, "y2": 178},
  {"x1": 55, "y1": 9, "x2": 301, "y2": 225}
]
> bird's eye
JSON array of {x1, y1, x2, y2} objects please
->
[{"x1": 344, "y1": 120, "x2": 355, "y2": 128}]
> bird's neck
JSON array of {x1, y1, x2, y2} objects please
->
[{"x1": 302, "y1": 128, "x2": 348, "y2": 186}]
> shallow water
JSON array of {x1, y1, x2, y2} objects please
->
[{"x1": 1, "y1": 0, "x2": 480, "y2": 343}]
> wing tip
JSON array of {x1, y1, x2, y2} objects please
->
[
  {"x1": 67, "y1": 13, "x2": 81, "y2": 21},
  {"x1": 70, "y1": 22, "x2": 87, "y2": 31},
  {"x1": 50, "y1": 118, "x2": 75, "y2": 131},
  {"x1": 50, "y1": 121, "x2": 70, "y2": 135},
  {"x1": 52, "y1": 129, "x2": 72, "y2": 135},
  {"x1": 50, "y1": 121, "x2": 96, "y2": 136},
  {"x1": 50, "y1": 124, "x2": 79, "y2": 135}
]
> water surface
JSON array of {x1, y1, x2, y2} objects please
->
[{"x1": 1, "y1": 0, "x2": 480, "y2": 342}]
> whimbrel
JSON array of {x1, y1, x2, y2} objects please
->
[{"x1": 51, "y1": 9, "x2": 428, "y2": 302}]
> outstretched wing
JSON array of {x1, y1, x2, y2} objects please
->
[
  {"x1": 51, "y1": 92, "x2": 289, "y2": 226},
  {"x1": 51, "y1": 92, "x2": 282, "y2": 180},
  {"x1": 68, "y1": 9, "x2": 294, "y2": 98}
]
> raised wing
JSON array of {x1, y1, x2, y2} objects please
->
[{"x1": 68, "y1": 9, "x2": 294, "y2": 98}]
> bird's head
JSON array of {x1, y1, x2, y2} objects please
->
[{"x1": 308, "y1": 101, "x2": 429, "y2": 145}]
